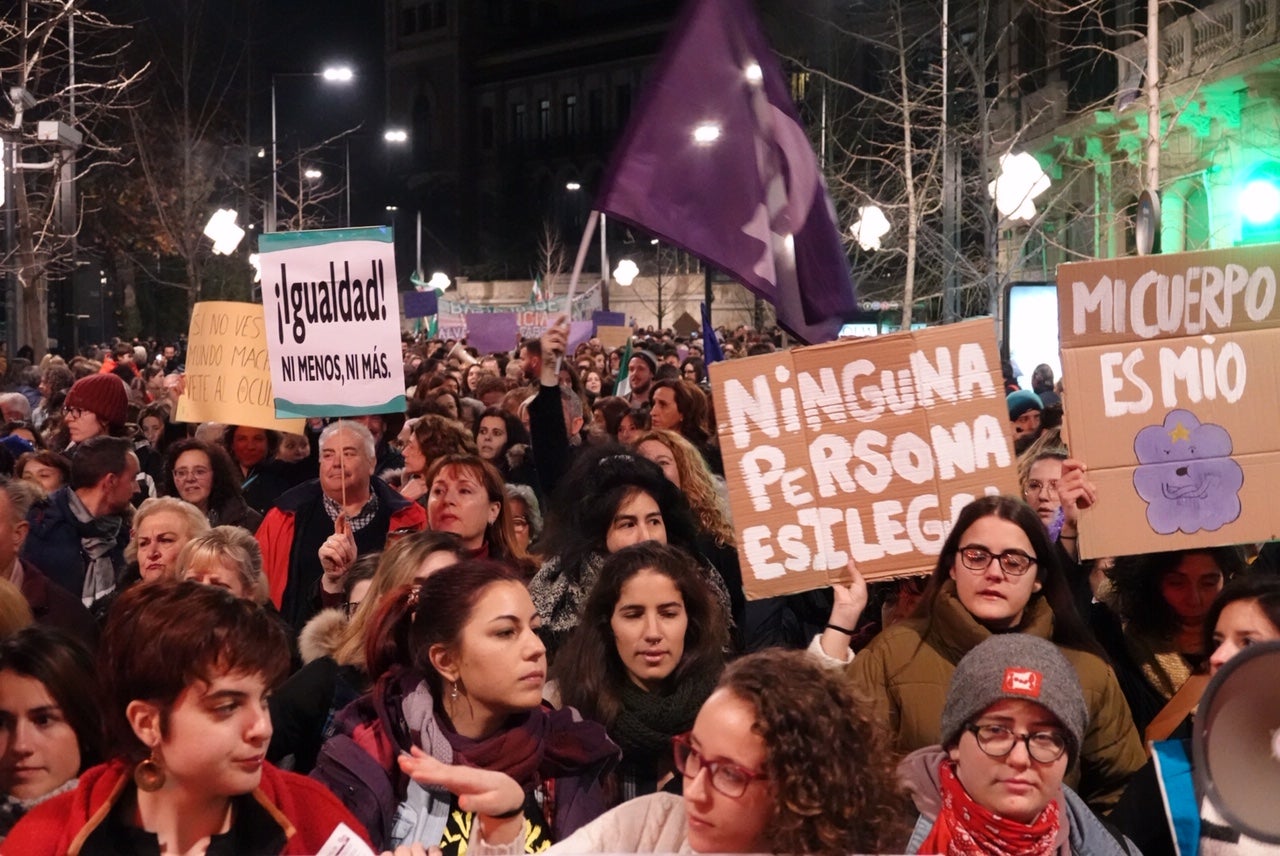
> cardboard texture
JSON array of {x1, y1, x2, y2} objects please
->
[
  {"x1": 1058, "y1": 244, "x2": 1280, "y2": 558},
  {"x1": 175, "y1": 302, "x2": 306, "y2": 434},
  {"x1": 710, "y1": 319, "x2": 1017, "y2": 599},
  {"x1": 596, "y1": 325, "x2": 633, "y2": 350}
]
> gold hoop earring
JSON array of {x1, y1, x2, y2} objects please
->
[{"x1": 134, "y1": 752, "x2": 165, "y2": 792}]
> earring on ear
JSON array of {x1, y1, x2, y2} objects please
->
[
  {"x1": 451, "y1": 681, "x2": 460, "y2": 702},
  {"x1": 134, "y1": 750, "x2": 165, "y2": 792}
]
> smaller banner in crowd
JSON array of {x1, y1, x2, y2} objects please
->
[
  {"x1": 437, "y1": 282, "x2": 604, "y2": 343},
  {"x1": 711, "y1": 319, "x2": 1016, "y2": 599},
  {"x1": 1059, "y1": 243, "x2": 1280, "y2": 559},
  {"x1": 465, "y1": 313, "x2": 520, "y2": 355},
  {"x1": 259, "y1": 227, "x2": 408, "y2": 418},
  {"x1": 175, "y1": 301, "x2": 305, "y2": 434}
]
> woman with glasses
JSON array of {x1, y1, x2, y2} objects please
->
[
  {"x1": 899, "y1": 634, "x2": 1135, "y2": 856},
  {"x1": 161, "y1": 438, "x2": 263, "y2": 532},
  {"x1": 833, "y1": 495, "x2": 1144, "y2": 814},
  {"x1": 387, "y1": 648, "x2": 907, "y2": 856}
]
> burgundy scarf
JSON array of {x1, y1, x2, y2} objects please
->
[{"x1": 445, "y1": 705, "x2": 617, "y2": 788}]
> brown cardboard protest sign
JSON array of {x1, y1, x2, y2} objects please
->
[
  {"x1": 596, "y1": 325, "x2": 632, "y2": 351},
  {"x1": 1058, "y1": 244, "x2": 1280, "y2": 559},
  {"x1": 176, "y1": 302, "x2": 306, "y2": 434},
  {"x1": 710, "y1": 319, "x2": 1017, "y2": 599}
]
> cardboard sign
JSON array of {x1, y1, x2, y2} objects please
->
[
  {"x1": 259, "y1": 227, "x2": 408, "y2": 418},
  {"x1": 1058, "y1": 244, "x2": 1280, "y2": 558},
  {"x1": 710, "y1": 319, "x2": 1016, "y2": 599},
  {"x1": 174, "y1": 301, "x2": 305, "y2": 434},
  {"x1": 596, "y1": 325, "x2": 632, "y2": 351}
]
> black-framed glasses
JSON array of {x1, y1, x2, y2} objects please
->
[
  {"x1": 964, "y1": 723, "x2": 1067, "y2": 764},
  {"x1": 65, "y1": 406, "x2": 86, "y2": 421},
  {"x1": 671, "y1": 733, "x2": 766, "y2": 798},
  {"x1": 957, "y1": 545, "x2": 1037, "y2": 577}
]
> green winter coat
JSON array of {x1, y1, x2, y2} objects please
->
[{"x1": 846, "y1": 580, "x2": 1144, "y2": 814}]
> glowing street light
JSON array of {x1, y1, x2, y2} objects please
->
[
  {"x1": 202, "y1": 208, "x2": 245, "y2": 255},
  {"x1": 304, "y1": 168, "x2": 323, "y2": 180},
  {"x1": 850, "y1": 205, "x2": 891, "y2": 251},
  {"x1": 269, "y1": 65, "x2": 355, "y2": 231},
  {"x1": 989, "y1": 152, "x2": 1051, "y2": 222},
  {"x1": 427, "y1": 271, "x2": 452, "y2": 291},
  {"x1": 565, "y1": 181, "x2": 582, "y2": 191},
  {"x1": 613, "y1": 259, "x2": 639, "y2": 286},
  {"x1": 383, "y1": 128, "x2": 408, "y2": 144}
]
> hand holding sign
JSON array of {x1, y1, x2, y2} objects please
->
[
  {"x1": 818, "y1": 561, "x2": 868, "y2": 660},
  {"x1": 319, "y1": 514, "x2": 357, "y2": 592}
]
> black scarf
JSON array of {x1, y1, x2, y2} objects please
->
[{"x1": 612, "y1": 669, "x2": 718, "y2": 759}]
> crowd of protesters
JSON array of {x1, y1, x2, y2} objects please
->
[{"x1": 0, "y1": 322, "x2": 1274, "y2": 855}]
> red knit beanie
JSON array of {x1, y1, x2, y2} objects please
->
[{"x1": 66, "y1": 374, "x2": 130, "y2": 429}]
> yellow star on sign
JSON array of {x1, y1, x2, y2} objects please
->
[{"x1": 1169, "y1": 422, "x2": 1191, "y2": 443}]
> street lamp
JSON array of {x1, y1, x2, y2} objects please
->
[{"x1": 269, "y1": 65, "x2": 354, "y2": 232}]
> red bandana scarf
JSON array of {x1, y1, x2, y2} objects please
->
[{"x1": 919, "y1": 761, "x2": 1061, "y2": 856}]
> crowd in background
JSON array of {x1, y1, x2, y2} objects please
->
[{"x1": 0, "y1": 321, "x2": 1274, "y2": 855}]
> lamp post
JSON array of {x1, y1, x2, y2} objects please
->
[{"x1": 269, "y1": 65, "x2": 353, "y2": 232}]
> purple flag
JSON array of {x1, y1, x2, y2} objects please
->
[
  {"x1": 464, "y1": 313, "x2": 519, "y2": 355},
  {"x1": 595, "y1": 0, "x2": 855, "y2": 344},
  {"x1": 701, "y1": 302, "x2": 724, "y2": 364}
]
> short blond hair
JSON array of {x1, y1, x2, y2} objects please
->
[
  {"x1": 177, "y1": 525, "x2": 269, "y2": 604},
  {"x1": 125, "y1": 497, "x2": 210, "y2": 566}
]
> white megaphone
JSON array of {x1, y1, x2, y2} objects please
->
[{"x1": 1192, "y1": 639, "x2": 1280, "y2": 844}]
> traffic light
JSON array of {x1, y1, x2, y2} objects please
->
[{"x1": 1240, "y1": 161, "x2": 1280, "y2": 245}]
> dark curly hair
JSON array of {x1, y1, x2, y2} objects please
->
[
  {"x1": 161, "y1": 438, "x2": 247, "y2": 513},
  {"x1": 717, "y1": 649, "x2": 909, "y2": 855},
  {"x1": 1109, "y1": 546, "x2": 1246, "y2": 639},
  {"x1": 538, "y1": 444, "x2": 702, "y2": 586}
]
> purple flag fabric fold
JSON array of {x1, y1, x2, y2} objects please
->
[{"x1": 595, "y1": 0, "x2": 855, "y2": 344}]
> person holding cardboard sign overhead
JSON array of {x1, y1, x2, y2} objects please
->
[
  {"x1": 823, "y1": 495, "x2": 1144, "y2": 814},
  {"x1": 256, "y1": 421, "x2": 426, "y2": 633}
]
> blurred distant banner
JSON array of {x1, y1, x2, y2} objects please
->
[
  {"x1": 259, "y1": 227, "x2": 407, "y2": 418},
  {"x1": 465, "y1": 312, "x2": 520, "y2": 355},
  {"x1": 595, "y1": 0, "x2": 855, "y2": 344},
  {"x1": 402, "y1": 289, "x2": 438, "y2": 319}
]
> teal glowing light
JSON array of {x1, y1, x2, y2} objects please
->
[{"x1": 1242, "y1": 178, "x2": 1280, "y2": 226}]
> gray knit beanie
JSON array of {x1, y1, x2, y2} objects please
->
[{"x1": 940, "y1": 634, "x2": 1089, "y2": 766}]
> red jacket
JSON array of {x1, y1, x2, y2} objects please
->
[
  {"x1": 256, "y1": 478, "x2": 427, "y2": 608},
  {"x1": 2, "y1": 760, "x2": 371, "y2": 855}
]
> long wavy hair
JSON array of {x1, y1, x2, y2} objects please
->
[
  {"x1": 718, "y1": 649, "x2": 909, "y2": 855},
  {"x1": 1109, "y1": 546, "x2": 1247, "y2": 640},
  {"x1": 332, "y1": 530, "x2": 465, "y2": 668},
  {"x1": 917, "y1": 495, "x2": 1105, "y2": 658},
  {"x1": 553, "y1": 542, "x2": 727, "y2": 731},
  {"x1": 632, "y1": 429, "x2": 733, "y2": 547}
]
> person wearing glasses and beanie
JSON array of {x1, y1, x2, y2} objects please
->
[
  {"x1": 900, "y1": 633, "x2": 1136, "y2": 855},
  {"x1": 380, "y1": 649, "x2": 908, "y2": 856},
  {"x1": 824, "y1": 496, "x2": 1143, "y2": 814}
]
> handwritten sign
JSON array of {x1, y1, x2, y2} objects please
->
[
  {"x1": 1059, "y1": 244, "x2": 1280, "y2": 558},
  {"x1": 175, "y1": 302, "x2": 305, "y2": 434},
  {"x1": 259, "y1": 227, "x2": 408, "y2": 418},
  {"x1": 710, "y1": 320, "x2": 1016, "y2": 599}
]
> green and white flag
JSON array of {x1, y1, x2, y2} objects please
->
[{"x1": 613, "y1": 337, "x2": 634, "y2": 398}]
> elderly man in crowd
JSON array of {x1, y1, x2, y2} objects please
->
[{"x1": 256, "y1": 420, "x2": 426, "y2": 632}]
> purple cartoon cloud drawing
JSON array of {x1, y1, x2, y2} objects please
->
[{"x1": 1133, "y1": 409, "x2": 1243, "y2": 535}]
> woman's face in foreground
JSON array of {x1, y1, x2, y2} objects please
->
[{"x1": 681, "y1": 688, "x2": 773, "y2": 854}]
